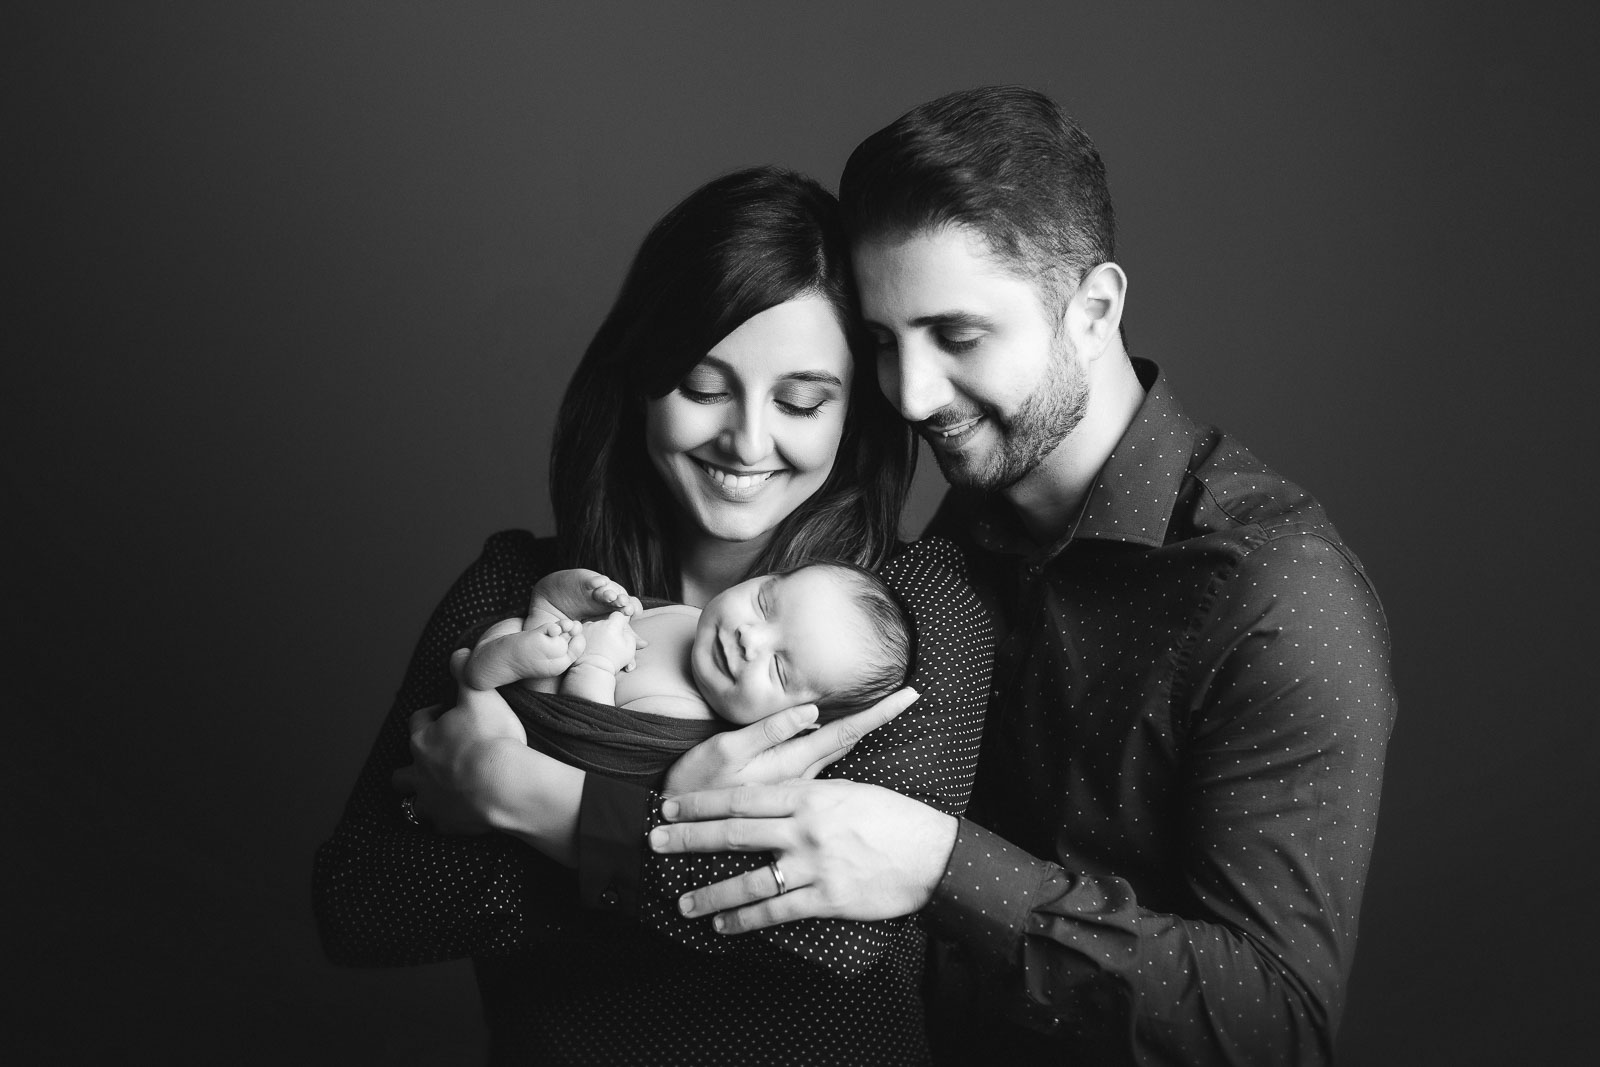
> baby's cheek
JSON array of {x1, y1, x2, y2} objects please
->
[{"x1": 716, "y1": 691, "x2": 782, "y2": 726}]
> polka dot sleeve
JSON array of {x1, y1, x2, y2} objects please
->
[
  {"x1": 637, "y1": 536, "x2": 995, "y2": 974},
  {"x1": 313, "y1": 531, "x2": 585, "y2": 965}
]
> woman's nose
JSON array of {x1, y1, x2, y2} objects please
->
[{"x1": 718, "y1": 403, "x2": 771, "y2": 466}]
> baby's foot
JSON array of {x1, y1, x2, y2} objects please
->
[
  {"x1": 585, "y1": 573, "x2": 641, "y2": 616},
  {"x1": 509, "y1": 619, "x2": 581, "y2": 679}
]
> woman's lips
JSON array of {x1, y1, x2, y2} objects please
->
[{"x1": 695, "y1": 459, "x2": 783, "y2": 500}]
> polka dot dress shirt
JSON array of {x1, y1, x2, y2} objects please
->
[
  {"x1": 919, "y1": 359, "x2": 1396, "y2": 1066},
  {"x1": 314, "y1": 535, "x2": 994, "y2": 1065}
]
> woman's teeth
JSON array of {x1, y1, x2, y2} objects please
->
[{"x1": 703, "y1": 464, "x2": 775, "y2": 490}]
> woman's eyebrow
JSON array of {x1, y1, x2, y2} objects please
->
[
  {"x1": 777, "y1": 371, "x2": 844, "y2": 386},
  {"x1": 696, "y1": 355, "x2": 842, "y2": 387}
]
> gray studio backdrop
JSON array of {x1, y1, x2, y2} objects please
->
[{"x1": 10, "y1": 3, "x2": 1593, "y2": 1063}]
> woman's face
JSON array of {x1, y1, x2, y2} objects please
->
[{"x1": 646, "y1": 294, "x2": 853, "y2": 553}]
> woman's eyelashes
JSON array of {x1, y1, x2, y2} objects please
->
[{"x1": 674, "y1": 383, "x2": 833, "y2": 418}]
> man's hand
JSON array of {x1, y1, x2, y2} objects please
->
[
  {"x1": 649, "y1": 778, "x2": 958, "y2": 933},
  {"x1": 662, "y1": 687, "x2": 919, "y2": 796}
]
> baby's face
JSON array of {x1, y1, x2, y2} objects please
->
[{"x1": 690, "y1": 567, "x2": 867, "y2": 723}]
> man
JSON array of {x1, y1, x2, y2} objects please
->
[{"x1": 651, "y1": 86, "x2": 1396, "y2": 1063}]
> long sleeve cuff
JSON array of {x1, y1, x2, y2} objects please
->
[
  {"x1": 925, "y1": 819, "x2": 1056, "y2": 975},
  {"x1": 576, "y1": 773, "x2": 651, "y2": 916}
]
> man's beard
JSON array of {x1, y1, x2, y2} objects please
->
[{"x1": 925, "y1": 340, "x2": 1089, "y2": 493}]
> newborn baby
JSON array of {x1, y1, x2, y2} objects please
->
[{"x1": 464, "y1": 562, "x2": 911, "y2": 725}]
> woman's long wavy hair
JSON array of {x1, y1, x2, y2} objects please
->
[{"x1": 550, "y1": 166, "x2": 916, "y2": 600}]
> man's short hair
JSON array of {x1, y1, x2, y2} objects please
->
[{"x1": 839, "y1": 85, "x2": 1116, "y2": 307}]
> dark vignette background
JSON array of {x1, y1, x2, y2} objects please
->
[{"x1": 7, "y1": 3, "x2": 1595, "y2": 1063}]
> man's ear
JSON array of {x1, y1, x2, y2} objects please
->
[{"x1": 1065, "y1": 262, "x2": 1127, "y2": 359}]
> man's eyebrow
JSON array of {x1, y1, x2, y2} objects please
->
[
  {"x1": 910, "y1": 312, "x2": 993, "y2": 330},
  {"x1": 864, "y1": 312, "x2": 994, "y2": 331},
  {"x1": 696, "y1": 356, "x2": 843, "y2": 387}
]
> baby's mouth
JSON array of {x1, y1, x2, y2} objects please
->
[{"x1": 713, "y1": 631, "x2": 736, "y2": 680}]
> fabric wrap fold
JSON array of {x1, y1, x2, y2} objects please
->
[{"x1": 500, "y1": 686, "x2": 724, "y2": 790}]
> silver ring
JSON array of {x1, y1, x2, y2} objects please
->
[
  {"x1": 401, "y1": 795, "x2": 423, "y2": 828},
  {"x1": 768, "y1": 859, "x2": 788, "y2": 895}
]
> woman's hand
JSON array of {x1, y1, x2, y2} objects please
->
[
  {"x1": 392, "y1": 649, "x2": 529, "y2": 835},
  {"x1": 661, "y1": 687, "x2": 919, "y2": 796}
]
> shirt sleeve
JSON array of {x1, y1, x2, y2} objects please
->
[
  {"x1": 578, "y1": 537, "x2": 995, "y2": 976},
  {"x1": 312, "y1": 531, "x2": 583, "y2": 965},
  {"x1": 924, "y1": 532, "x2": 1396, "y2": 1063}
]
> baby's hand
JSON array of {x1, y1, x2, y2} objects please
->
[
  {"x1": 583, "y1": 573, "x2": 643, "y2": 617},
  {"x1": 574, "y1": 612, "x2": 642, "y2": 674},
  {"x1": 463, "y1": 616, "x2": 581, "y2": 689}
]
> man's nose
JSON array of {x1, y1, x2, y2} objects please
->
[
  {"x1": 718, "y1": 401, "x2": 771, "y2": 466},
  {"x1": 881, "y1": 341, "x2": 952, "y2": 424}
]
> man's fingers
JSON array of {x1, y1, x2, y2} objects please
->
[
  {"x1": 649, "y1": 812, "x2": 793, "y2": 853},
  {"x1": 660, "y1": 783, "x2": 799, "y2": 823},
  {"x1": 710, "y1": 886, "x2": 827, "y2": 935},
  {"x1": 677, "y1": 863, "x2": 792, "y2": 918}
]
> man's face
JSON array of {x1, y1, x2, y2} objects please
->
[{"x1": 854, "y1": 225, "x2": 1089, "y2": 494}]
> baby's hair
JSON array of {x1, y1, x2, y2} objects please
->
[{"x1": 781, "y1": 560, "x2": 914, "y2": 723}]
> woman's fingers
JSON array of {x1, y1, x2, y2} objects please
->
[
  {"x1": 391, "y1": 764, "x2": 418, "y2": 794},
  {"x1": 447, "y1": 647, "x2": 471, "y2": 683},
  {"x1": 787, "y1": 687, "x2": 919, "y2": 777},
  {"x1": 407, "y1": 703, "x2": 447, "y2": 739}
]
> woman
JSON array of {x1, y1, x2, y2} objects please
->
[{"x1": 313, "y1": 167, "x2": 993, "y2": 1064}]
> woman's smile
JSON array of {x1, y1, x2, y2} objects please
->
[
  {"x1": 645, "y1": 295, "x2": 852, "y2": 550},
  {"x1": 694, "y1": 457, "x2": 786, "y2": 500}
]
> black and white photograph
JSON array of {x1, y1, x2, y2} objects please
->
[{"x1": 9, "y1": 3, "x2": 1593, "y2": 1063}]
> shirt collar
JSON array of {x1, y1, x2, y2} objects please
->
[{"x1": 966, "y1": 358, "x2": 1203, "y2": 560}]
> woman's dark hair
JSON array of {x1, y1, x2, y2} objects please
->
[
  {"x1": 794, "y1": 561, "x2": 914, "y2": 723},
  {"x1": 550, "y1": 166, "x2": 916, "y2": 599}
]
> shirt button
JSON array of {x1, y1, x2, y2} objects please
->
[{"x1": 599, "y1": 888, "x2": 619, "y2": 907}]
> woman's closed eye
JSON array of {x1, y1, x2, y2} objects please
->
[{"x1": 774, "y1": 386, "x2": 833, "y2": 419}]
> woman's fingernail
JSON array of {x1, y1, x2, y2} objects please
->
[
  {"x1": 649, "y1": 828, "x2": 668, "y2": 850},
  {"x1": 661, "y1": 799, "x2": 679, "y2": 820},
  {"x1": 679, "y1": 895, "x2": 695, "y2": 916},
  {"x1": 712, "y1": 914, "x2": 726, "y2": 933}
]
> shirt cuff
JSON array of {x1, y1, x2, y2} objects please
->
[
  {"x1": 925, "y1": 818, "x2": 1054, "y2": 976},
  {"x1": 576, "y1": 773, "x2": 651, "y2": 916}
]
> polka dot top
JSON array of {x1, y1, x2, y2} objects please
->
[
  {"x1": 314, "y1": 535, "x2": 995, "y2": 1065},
  {"x1": 918, "y1": 359, "x2": 1397, "y2": 1065}
]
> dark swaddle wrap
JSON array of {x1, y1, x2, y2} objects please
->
[
  {"x1": 453, "y1": 610, "x2": 725, "y2": 791},
  {"x1": 499, "y1": 687, "x2": 723, "y2": 790}
]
